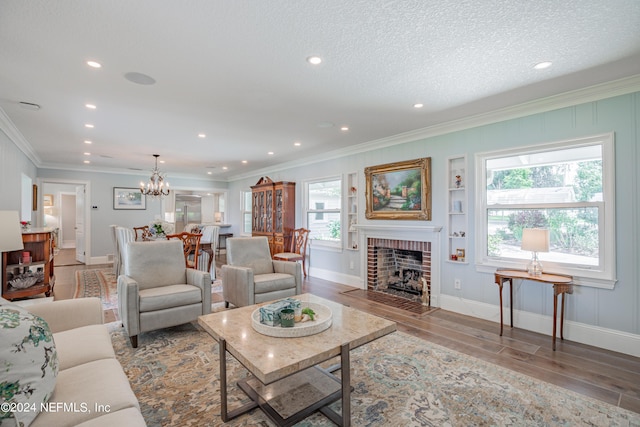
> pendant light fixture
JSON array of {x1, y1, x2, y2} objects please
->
[{"x1": 140, "y1": 154, "x2": 170, "y2": 197}]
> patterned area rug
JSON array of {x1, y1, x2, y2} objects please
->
[{"x1": 108, "y1": 322, "x2": 640, "y2": 426}]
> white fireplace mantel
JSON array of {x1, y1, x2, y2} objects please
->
[
  {"x1": 355, "y1": 223, "x2": 442, "y2": 307},
  {"x1": 354, "y1": 224, "x2": 442, "y2": 233}
]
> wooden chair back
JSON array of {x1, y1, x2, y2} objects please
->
[
  {"x1": 290, "y1": 228, "x2": 310, "y2": 257},
  {"x1": 133, "y1": 226, "x2": 152, "y2": 241},
  {"x1": 165, "y1": 232, "x2": 202, "y2": 269}
]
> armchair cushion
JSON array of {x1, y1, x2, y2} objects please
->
[
  {"x1": 139, "y1": 284, "x2": 203, "y2": 312},
  {"x1": 226, "y1": 236, "x2": 274, "y2": 275},
  {"x1": 125, "y1": 240, "x2": 186, "y2": 289}
]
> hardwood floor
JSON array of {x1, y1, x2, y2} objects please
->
[{"x1": 53, "y1": 260, "x2": 640, "y2": 415}]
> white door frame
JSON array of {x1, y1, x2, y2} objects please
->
[{"x1": 38, "y1": 178, "x2": 92, "y2": 265}]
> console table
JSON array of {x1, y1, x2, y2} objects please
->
[{"x1": 494, "y1": 269, "x2": 573, "y2": 350}]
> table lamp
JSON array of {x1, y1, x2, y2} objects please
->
[{"x1": 521, "y1": 228, "x2": 549, "y2": 276}]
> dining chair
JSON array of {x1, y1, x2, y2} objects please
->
[
  {"x1": 115, "y1": 226, "x2": 135, "y2": 276},
  {"x1": 133, "y1": 225, "x2": 152, "y2": 241},
  {"x1": 272, "y1": 227, "x2": 310, "y2": 277},
  {"x1": 166, "y1": 232, "x2": 203, "y2": 269}
]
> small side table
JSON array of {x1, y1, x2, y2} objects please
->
[{"x1": 494, "y1": 269, "x2": 573, "y2": 351}]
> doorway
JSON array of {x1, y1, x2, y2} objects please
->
[{"x1": 40, "y1": 179, "x2": 90, "y2": 265}]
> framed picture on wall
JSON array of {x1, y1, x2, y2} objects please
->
[
  {"x1": 365, "y1": 157, "x2": 432, "y2": 220},
  {"x1": 113, "y1": 187, "x2": 146, "y2": 210}
]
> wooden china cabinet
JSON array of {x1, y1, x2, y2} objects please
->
[
  {"x1": 2, "y1": 228, "x2": 55, "y2": 300},
  {"x1": 251, "y1": 176, "x2": 295, "y2": 256}
]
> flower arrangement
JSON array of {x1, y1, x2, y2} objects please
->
[
  {"x1": 20, "y1": 221, "x2": 31, "y2": 230},
  {"x1": 149, "y1": 220, "x2": 174, "y2": 237}
]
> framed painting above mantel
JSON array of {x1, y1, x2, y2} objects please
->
[{"x1": 365, "y1": 157, "x2": 431, "y2": 220}]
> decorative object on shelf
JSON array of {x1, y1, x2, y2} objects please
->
[
  {"x1": 521, "y1": 228, "x2": 550, "y2": 276},
  {"x1": 140, "y1": 154, "x2": 170, "y2": 198},
  {"x1": 455, "y1": 174, "x2": 462, "y2": 188},
  {"x1": 9, "y1": 273, "x2": 38, "y2": 289},
  {"x1": 365, "y1": 157, "x2": 432, "y2": 220},
  {"x1": 20, "y1": 221, "x2": 31, "y2": 230},
  {"x1": 113, "y1": 187, "x2": 147, "y2": 210},
  {"x1": 350, "y1": 186, "x2": 357, "y2": 194},
  {"x1": 456, "y1": 248, "x2": 465, "y2": 262}
]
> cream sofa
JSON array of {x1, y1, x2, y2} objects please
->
[{"x1": 4, "y1": 298, "x2": 146, "y2": 427}]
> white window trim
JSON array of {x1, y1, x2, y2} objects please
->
[
  {"x1": 240, "y1": 190, "x2": 252, "y2": 236},
  {"x1": 474, "y1": 132, "x2": 616, "y2": 289},
  {"x1": 304, "y1": 175, "x2": 342, "y2": 249}
]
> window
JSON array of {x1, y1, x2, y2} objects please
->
[
  {"x1": 475, "y1": 133, "x2": 615, "y2": 288},
  {"x1": 305, "y1": 177, "x2": 341, "y2": 247},
  {"x1": 241, "y1": 190, "x2": 252, "y2": 235}
]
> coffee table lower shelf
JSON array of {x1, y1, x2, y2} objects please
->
[{"x1": 220, "y1": 338, "x2": 351, "y2": 426}]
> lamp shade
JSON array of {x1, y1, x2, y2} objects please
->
[
  {"x1": 0, "y1": 211, "x2": 25, "y2": 252},
  {"x1": 521, "y1": 228, "x2": 549, "y2": 253}
]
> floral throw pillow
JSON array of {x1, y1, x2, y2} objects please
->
[{"x1": 0, "y1": 300, "x2": 59, "y2": 427}]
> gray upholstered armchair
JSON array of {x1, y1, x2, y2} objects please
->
[
  {"x1": 222, "y1": 236, "x2": 302, "y2": 308},
  {"x1": 117, "y1": 240, "x2": 211, "y2": 347}
]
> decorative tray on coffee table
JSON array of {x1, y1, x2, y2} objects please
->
[{"x1": 251, "y1": 302, "x2": 333, "y2": 338}]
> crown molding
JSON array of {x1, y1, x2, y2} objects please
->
[
  {"x1": 0, "y1": 107, "x2": 41, "y2": 166},
  {"x1": 227, "y1": 74, "x2": 640, "y2": 182}
]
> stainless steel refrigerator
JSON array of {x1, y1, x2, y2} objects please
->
[{"x1": 175, "y1": 195, "x2": 202, "y2": 231}]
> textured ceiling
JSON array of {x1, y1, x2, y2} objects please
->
[{"x1": 1, "y1": 0, "x2": 640, "y2": 180}]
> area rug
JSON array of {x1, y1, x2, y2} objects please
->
[{"x1": 108, "y1": 322, "x2": 640, "y2": 427}]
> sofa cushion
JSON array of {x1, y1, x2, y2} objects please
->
[
  {"x1": 254, "y1": 273, "x2": 296, "y2": 294},
  {"x1": 139, "y1": 284, "x2": 202, "y2": 312},
  {"x1": 30, "y1": 359, "x2": 140, "y2": 427},
  {"x1": 0, "y1": 301, "x2": 58, "y2": 427},
  {"x1": 75, "y1": 407, "x2": 146, "y2": 427},
  {"x1": 53, "y1": 325, "x2": 115, "y2": 371}
]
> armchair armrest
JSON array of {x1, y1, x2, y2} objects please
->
[
  {"x1": 117, "y1": 275, "x2": 140, "y2": 337},
  {"x1": 186, "y1": 268, "x2": 212, "y2": 314},
  {"x1": 273, "y1": 260, "x2": 302, "y2": 294},
  {"x1": 28, "y1": 298, "x2": 103, "y2": 334},
  {"x1": 221, "y1": 265, "x2": 255, "y2": 307}
]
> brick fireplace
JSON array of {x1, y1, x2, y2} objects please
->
[
  {"x1": 367, "y1": 238, "x2": 431, "y2": 303},
  {"x1": 357, "y1": 224, "x2": 442, "y2": 306}
]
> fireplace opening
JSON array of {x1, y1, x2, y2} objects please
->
[{"x1": 367, "y1": 238, "x2": 431, "y2": 304}]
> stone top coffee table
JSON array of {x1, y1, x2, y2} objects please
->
[{"x1": 198, "y1": 293, "x2": 396, "y2": 426}]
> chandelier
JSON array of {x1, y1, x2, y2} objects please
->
[{"x1": 140, "y1": 154, "x2": 170, "y2": 197}]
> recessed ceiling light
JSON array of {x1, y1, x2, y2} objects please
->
[
  {"x1": 207, "y1": 171, "x2": 212, "y2": 175},
  {"x1": 84, "y1": 140, "x2": 92, "y2": 144},
  {"x1": 83, "y1": 160, "x2": 90, "y2": 164},
  {"x1": 222, "y1": 166, "x2": 228, "y2": 170},
  {"x1": 307, "y1": 56, "x2": 322, "y2": 65},
  {"x1": 267, "y1": 151, "x2": 274, "y2": 155},
  {"x1": 242, "y1": 160, "x2": 248, "y2": 164},
  {"x1": 86, "y1": 61, "x2": 102, "y2": 68},
  {"x1": 294, "y1": 142, "x2": 301, "y2": 147},
  {"x1": 413, "y1": 103, "x2": 424, "y2": 108},
  {"x1": 159, "y1": 160, "x2": 165, "y2": 164},
  {"x1": 198, "y1": 133, "x2": 206, "y2": 138},
  {"x1": 84, "y1": 124, "x2": 94, "y2": 128},
  {"x1": 85, "y1": 103, "x2": 96, "y2": 109},
  {"x1": 340, "y1": 126, "x2": 349, "y2": 131},
  {"x1": 83, "y1": 152, "x2": 90, "y2": 156},
  {"x1": 534, "y1": 61, "x2": 552, "y2": 70}
]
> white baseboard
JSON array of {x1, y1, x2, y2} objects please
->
[
  {"x1": 88, "y1": 256, "x2": 111, "y2": 266},
  {"x1": 440, "y1": 294, "x2": 640, "y2": 358},
  {"x1": 309, "y1": 267, "x2": 363, "y2": 289}
]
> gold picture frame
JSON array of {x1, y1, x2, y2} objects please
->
[{"x1": 365, "y1": 157, "x2": 431, "y2": 220}]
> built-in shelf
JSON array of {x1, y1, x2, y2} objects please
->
[
  {"x1": 447, "y1": 156, "x2": 468, "y2": 264},
  {"x1": 346, "y1": 172, "x2": 358, "y2": 250}
]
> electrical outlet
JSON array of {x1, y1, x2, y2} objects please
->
[{"x1": 454, "y1": 279, "x2": 461, "y2": 289}]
